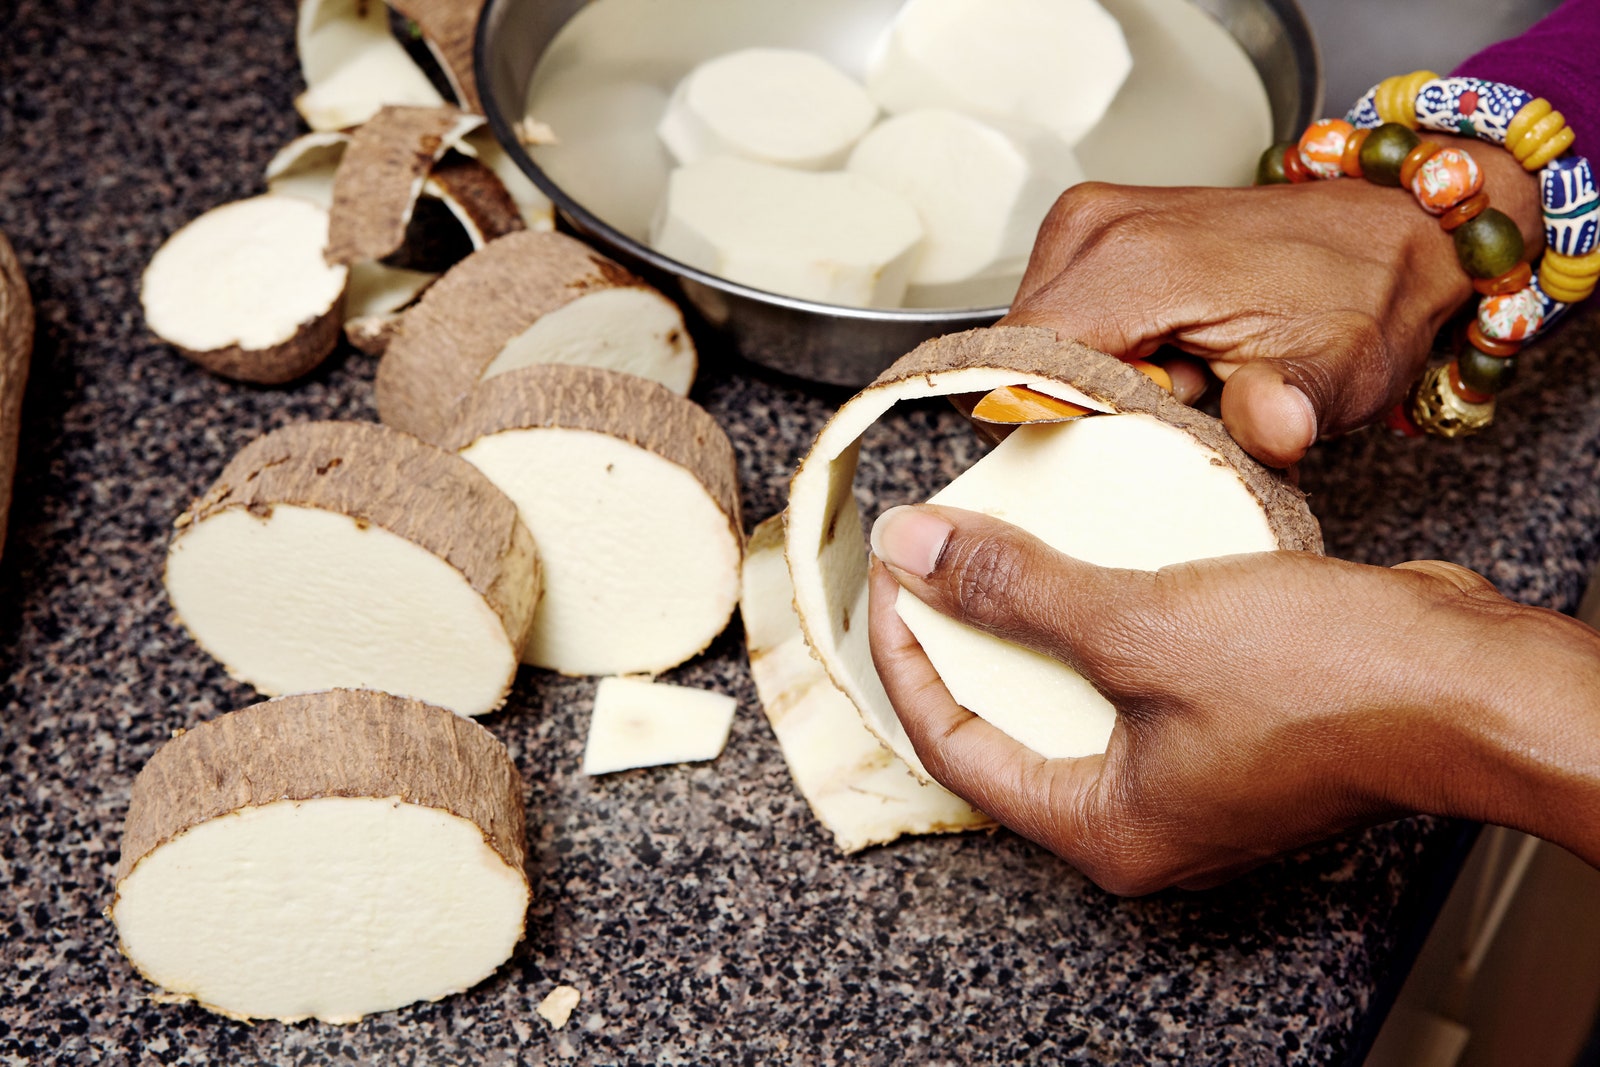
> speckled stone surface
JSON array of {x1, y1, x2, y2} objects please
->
[{"x1": 3, "y1": 2, "x2": 1600, "y2": 1064}]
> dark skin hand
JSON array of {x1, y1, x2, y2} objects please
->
[
  {"x1": 1004, "y1": 132, "x2": 1544, "y2": 467},
  {"x1": 868, "y1": 505, "x2": 1600, "y2": 895}
]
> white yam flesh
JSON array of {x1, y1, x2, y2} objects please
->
[
  {"x1": 582, "y1": 676, "x2": 737, "y2": 775},
  {"x1": 657, "y1": 48, "x2": 878, "y2": 170},
  {"x1": 847, "y1": 108, "x2": 1082, "y2": 304},
  {"x1": 742, "y1": 515, "x2": 990, "y2": 852},
  {"x1": 112, "y1": 691, "x2": 529, "y2": 1023},
  {"x1": 652, "y1": 156, "x2": 924, "y2": 308},
  {"x1": 295, "y1": 0, "x2": 446, "y2": 131},
  {"x1": 866, "y1": 0, "x2": 1132, "y2": 149},
  {"x1": 482, "y1": 287, "x2": 696, "y2": 393},
  {"x1": 141, "y1": 195, "x2": 347, "y2": 355},
  {"x1": 896, "y1": 415, "x2": 1279, "y2": 758}
]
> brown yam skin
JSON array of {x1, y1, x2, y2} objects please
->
[
  {"x1": 176, "y1": 296, "x2": 345, "y2": 386},
  {"x1": 875, "y1": 327, "x2": 1324, "y2": 553},
  {"x1": 174, "y1": 420, "x2": 538, "y2": 651},
  {"x1": 442, "y1": 364, "x2": 742, "y2": 546},
  {"x1": 113, "y1": 690, "x2": 528, "y2": 887},
  {"x1": 388, "y1": 0, "x2": 484, "y2": 113},
  {"x1": 376, "y1": 230, "x2": 659, "y2": 442},
  {"x1": 326, "y1": 105, "x2": 483, "y2": 266},
  {"x1": 0, "y1": 233, "x2": 33, "y2": 562},
  {"x1": 426, "y1": 155, "x2": 526, "y2": 246}
]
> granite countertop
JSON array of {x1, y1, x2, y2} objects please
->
[{"x1": 4, "y1": 2, "x2": 1600, "y2": 1064}]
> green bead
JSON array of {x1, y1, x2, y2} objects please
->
[
  {"x1": 1453, "y1": 209, "x2": 1526, "y2": 279},
  {"x1": 1255, "y1": 143, "x2": 1294, "y2": 185},
  {"x1": 1359, "y1": 123, "x2": 1420, "y2": 187},
  {"x1": 1459, "y1": 346, "x2": 1517, "y2": 395}
]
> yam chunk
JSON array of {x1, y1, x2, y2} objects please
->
[
  {"x1": 785, "y1": 328, "x2": 1320, "y2": 778},
  {"x1": 165, "y1": 421, "x2": 539, "y2": 717},
  {"x1": 582, "y1": 676, "x2": 737, "y2": 775},
  {"x1": 443, "y1": 365, "x2": 740, "y2": 677},
  {"x1": 0, "y1": 232, "x2": 31, "y2": 562},
  {"x1": 295, "y1": 0, "x2": 447, "y2": 131},
  {"x1": 377, "y1": 231, "x2": 697, "y2": 442},
  {"x1": 112, "y1": 690, "x2": 530, "y2": 1023}
]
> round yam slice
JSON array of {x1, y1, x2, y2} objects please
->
[
  {"x1": 141, "y1": 195, "x2": 348, "y2": 384},
  {"x1": 112, "y1": 690, "x2": 530, "y2": 1023},
  {"x1": 164, "y1": 420, "x2": 538, "y2": 717},
  {"x1": 785, "y1": 327, "x2": 1321, "y2": 779},
  {"x1": 442, "y1": 365, "x2": 741, "y2": 677},
  {"x1": 377, "y1": 231, "x2": 697, "y2": 443}
]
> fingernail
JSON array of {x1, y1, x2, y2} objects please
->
[
  {"x1": 870, "y1": 506, "x2": 953, "y2": 578},
  {"x1": 1284, "y1": 383, "x2": 1318, "y2": 450}
]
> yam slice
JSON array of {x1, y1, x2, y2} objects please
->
[
  {"x1": 140, "y1": 195, "x2": 348, "y2": 385},
  {"x1": 581, "y1": 676, "x2": 737, "y2": 776},
  {"x1": 0, "y1": 232, "x2": 32, "y2": 562},
  {"x1": 112, "y1": 690, "x2": 530, "y2": 1023},
  {"x1": 423, "y1": 154, "x2": 526, "y2": 248},
  {"x1": 459, "y1": 127, "x2": 556, "y2": 232},
  {"x1": 443, "y1": 365, "x2": 740, "y2": 677},
  {"x1": 164, "y1": 420, "x2": 538, "y2": 717},
  {"x1": 742, "y1": 514, "x2": 992, "y2": 852},
  {"x1": 378, "y1": 231, "x2": 697, "y2": 443},
  {"x1": 785, "y1": 327, "x2": 1321, "y2": 779},
  {"x1": 388, "y1": 0, "x2": 484, "y2": 114},
  {"x1": 326, "y1": 104, "x2": 484, "y2": 266},
  {"x1": 295, "y1": 0, "x2": 447, "y2": 131}
]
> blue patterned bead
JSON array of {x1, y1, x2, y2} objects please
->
[
  {"x1": 1529, "y1": 275, "x2": 1571, "y2": 336},
  {"x1": 1541, "y1": 156, "x2": 1599, "y2": 256},
  {"x1": 1347, "y1": 87, "x2": 1382, "y2": 129},
  {"x1": 1414, "y1": 77, "x2": 1533, "y2": 144}
]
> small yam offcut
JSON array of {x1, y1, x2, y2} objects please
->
[{"x1": 582, "y1": 676, "x2": 737, "y2": 776}]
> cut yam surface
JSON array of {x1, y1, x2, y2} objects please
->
[
  {"x1": 652, "y1": 156, "x2": 925, "y2": 308},
  {"x1": 377, "y1": 231, "x2": 696, "y2": 442},
  {"x1": 444, "y1": 365, "x2": 741, "y2": 677},
  {"x1": 0, "y1": 232, "x2": 31, "y2": 562},
  {"x1": 785, "y1": 327, "x2": 1321, "y2": 778},
  {"x1": 657, "y1": 48, "x2": 878, "y2": 170},
  {"x1": 582, "y1": 676, "x2": 737, "y2": 775},
  {"x1": 141, "y1": 195, "x2": 348, "y2": 384},
  {"x1": 742, "y1": 515, "x2": 991, "y2": 852},
  {"x1": 112, "y1": 690, "x2": 530, "y2": 1023},
  {"x1": 165, "y1": 421, "x2": 538, "y2": 717},
  {"x1": 295, "y1": 0, "x2": 447, "y2": 131}
]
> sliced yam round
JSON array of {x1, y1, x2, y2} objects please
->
[
  {"x1": 326, "y1": 104, "x2": 484, "y2": 267},
  {"x1": 295, "y1": 0, "x2": 447, "y2": 131},
  {"x1": 165, "y1": 420, "x2": 539, "y2": 717},
  {"x1": 442, "y1": 365, "x2": 740, "y2": 677},
  {"x1": 112, "y1": 689, "x2": 530, "y2": 1023},
  {"x1": 785, "y1": 327, "x2": 1321, "y2": 779},
  {"x1": 141, "y1": 195, "x2": 348, "y2": 384},
  {"x1": 377, "y1": 231, "x2": 697, "y2": 442},
  {"x1": 0, "y1": 232, "x2": 32, "y2": 562}
]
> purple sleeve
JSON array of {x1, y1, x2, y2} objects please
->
[{"x1": 1452, "y1": 0, "x2": 1600, "y2": 158}]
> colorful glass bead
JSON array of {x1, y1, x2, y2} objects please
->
[
  {"x1": 1541, "y1": 156, "x2": 1599, "y2": 256},
  {"x1": 1411, "y1": 148, "x2": 1482, "y2": 214},
  {"x1": 1341, "y1": 128, "x2": 1370, "y2": 177},
  {"x1": 1399, "y1": 142, "x2": 1442, "y2": 190},
  {"x1": 1359, "y1": 123, "x2": 1421, "y2": 187},
  {"x1": 1441, "y1": 192, "x2": 1490, "y2": 233},
  {"x1": 1472, "y1": 262, "x2": 1532, "y2": 296},
  {"x1": 1508, "y1": 99, "x2": 1575, "y2": 171},
  {"x1": 1411, "y1": 362, "x2": 1494, "y2": 438},
  {"x1": 1414, "y1": 77, "x2": 1534, "y2": 144},
  {"x1": 1255, "y1": 142, "x2": 1294, "y2": 185},
  {"x1": 1453, "y1": 208, "x2": 1524, "y2": 279},
  {"x1": 1448, "y1": 361, "x2": 1493, "y2": 404},
  {"x1": 1476, "y1": 285, "x2": 1545, "y2": 341},
  {"x1": 1530, "y1": 275, "x2": 1572, "y2": 333},
  {"x1": 1347, "y1": 86, "x2": 1382, "y2": 130},
  {"x1": 1466, "y1": 320, "x2": 1522, "y2": 358},
  {"x1": 1458, "y1": 346, "x2": 1518, "y2": 396},
  {"x1": 1281, "y1": 146, "x2": 1312, "y2": 183},
  {"x1": 1375, "y1": 70, "x2": 1438, "y2": 129},
  {"x1": 1298, "y1": 119, "x2": 1353, "y2": 179},
  {"x1": 1385, "y1": 401, "x2": 1425, "y2": 437}
]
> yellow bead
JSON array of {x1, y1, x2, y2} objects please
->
[
  {"x1": 1543, "y1": 247, "x2": 1600, "y2": 284},
  {"x1": 1507, "y1": 98, "x2": 1551, "y2": 147},
  {"x1": 1521, "y1": 126, "x2": 1577, "y2": 171},
  {"x1": 1539, "y1": 274, "x2": 1594, "y2": 304},
  {"x1": 1376, "y1": 70, "x2": 1438, "y2": 128},
  {"x1": 1511, "y1": 109, "x2": 1568, "y2": 163}
]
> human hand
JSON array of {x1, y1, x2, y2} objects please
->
[
  {"x1": 1004, "y1": 133, "x2": 1542, "y2": 467},
  {"x1": 867, "y1": 503, "x2": 1600, "y2": 893}
]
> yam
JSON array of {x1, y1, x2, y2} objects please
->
[
  {"x1": 582, "y1": 676, "x2": 737, "y2": 775},
  {"x1": 0, "y1": 232, "x2": 31, "y2": 562},
  {"x1": 294, "y1": 0, "x2": 447, "y2": 131}
]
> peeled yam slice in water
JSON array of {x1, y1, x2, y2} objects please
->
[
  {"x1": 443, "y1": 365, "x2": 741, "y2": 677},
  {"x1": 141, "y1": 195, "x2": 348, "y2": 384},
  {"x1": 164, "y1": 420, "x2": 539, "y2": 717},
  {"x1": 742, "y1": 515, "x2": 992, "y2": 852},
  {"x1": 378, "y1": 231, "x2": 697, "y2": 442},
  {"x1": 295, "y1": 0, "x2": 447, "y2": 131},
  {"x1": 111, "y1": 690, "x2": 530, "y2": 1023},
  {"x1": 785, "y1": 327, "x2": 1321, "y2": 778}
]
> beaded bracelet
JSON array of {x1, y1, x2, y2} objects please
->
[{"x1": 1256, "y1": 72, "x2": 1599, "y2": 437}]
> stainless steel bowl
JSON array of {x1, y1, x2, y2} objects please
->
[{"x1": 476, "y1": 0, "x2": 1321, "y2": 386}]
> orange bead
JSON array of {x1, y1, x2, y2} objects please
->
[
  {"x1": 1472, "y1": 262, "x2": 1533, "y2": 296},
  {"x1": 1448, "y1": 361, "x2": 1493, "y2": 405},
  {"x1": 1298, "y1": 118, "x2": 1354, "y2": 179},
  {"x1": 1466, "y1": 320, "x2": 1521, "y2": 358},
  {"x1": 1441, "y1": 191, "x2": 1491, "y2": 233},
  {"x1": 1282, "y1": 146, "x2": 1313, "y2": 183},
  {"x1": 1341, "y1": 128, "x2": 1370, "y2": 178},
  {"x1": 1411, "y1": 147, "x2": 1483, "y2": 215},
  {"x1": 1398, "y1": 141, "x2": 1441, "y2": 190}
]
